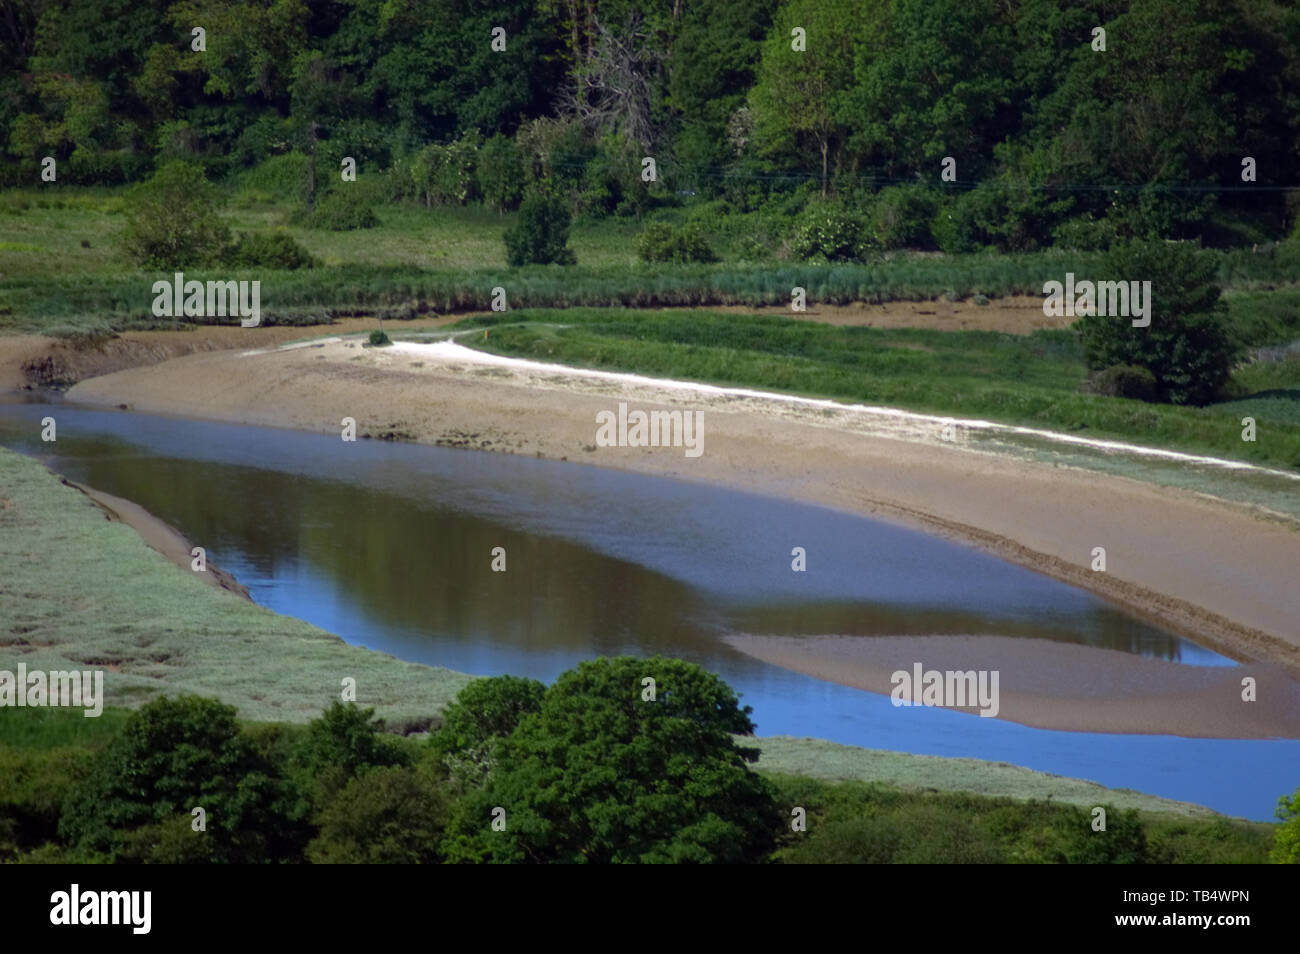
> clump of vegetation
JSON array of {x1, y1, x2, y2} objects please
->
[
  {"x1": 637, "y1": 222, "x2": 718, "y2": 263},
  {"x1": 1273, "y1": 788, "x2": 1300, "y2": 864},
  {"x1": 121, "y1": 161, "x2": 231, "y2": 269},
  {"x1": 439, "y1": 657, "x2": 782, "y2": 863},
  {"x1": 368, "y1": 329, "x2": 391, "y2": 346},
  {"x1": 1076, "y1": 240, "x2": 1235, "y2": 406},
  {"x1": 503, "y1": 191, "x2": 576, "y2": 266},
  {"x1": 226, "y1": 231, "x2": 316, "y2": 270},
  {"x1": 790, "y1": 205, "x2": 867, "y2": 262},
  {"x1": 866, "y1": 185, "x2": 938, "y2": 250},
  {"x1": 1086, "y1": 364, "x2": 1158, "y2": 402},
  {"x1": 296, "y1": 189, "x2": 379, "y2": 231}
]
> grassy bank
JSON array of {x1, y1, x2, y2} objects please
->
[
  {"x1": 0, "y1": 444, "x2": 473, "y2": 725},
  {"x1": 447, "y1": 307, "x2": 1300, "y2": 471}
]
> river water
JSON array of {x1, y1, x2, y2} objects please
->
[{"x1": 1, "y1": 395, "x2": 1295, "y2": 819}]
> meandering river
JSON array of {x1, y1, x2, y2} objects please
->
[{"x1": 2, "y1": 395, "x2": 1295, "y2": 819}]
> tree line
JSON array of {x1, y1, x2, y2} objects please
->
[{"x1": 3, "y1": 0, "x2": 1299, "y2": 247}]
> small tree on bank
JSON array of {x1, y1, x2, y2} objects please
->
[
  {"x1": 503, "y1": 190, "x2": 576, "y2": 266},
  {"x1": 122, "y1": 161, "x2": 231, "y2": 269},
  {"x1": 1075, "y1": 240, "x2": 1235, "y2": 406}
]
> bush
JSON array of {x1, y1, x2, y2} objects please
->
[
  {"x1": 637, "y1": 222, "x2": 718, "y2": 263},
  {"x1": 1086, "y1": 364, "x2": 1158, "y2": 401},
  {"x1": 503, "y1": 191, "x2": 576, "y2": 266},
  {"x1": 226, "y1": 231, "x2": 316, "y2": 270},
  {"x1": 122, "y1": 160, "x2": 231, "y2": 269},
  {"x1": 790, "y1": 205, "x2": 868, "y2": 262},
  {"x1": 867, "y1": 185, "x2": 938, "y2": 250},
  {"x1": 1075, "y1": 240, "x2": 1235, "y2": 406},
  {"x1": 297, "y1": 189, "x2": 379, "y2": 230},
  {"x1": 369, "y1": 329, "x2": 391, "y2": 347}
]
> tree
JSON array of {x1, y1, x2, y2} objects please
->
[
  {"x1": 428, "y1": 675, "x2": 545, "y2": 786},
  {"x1": 293, "y1": 701, "x2": 410, "y2": 802},
  {"x1": 121, "y1": 160, "x2": 231, "y2": 268},
  {"x1": 748, "y1": 0, "x2": 857, "y2": 196},
  {"x1": 503, "y1": 190, "x2": 576, "y2": 265},
  {"x1": 1075, "y1": 240, "x2": 1234, "y2": 405},
  {"x1": 442, "y1": 656, "x2": 782, "y2": 864},
  {"x1": 307, "y1": 764, "x2": 451, "y2": 864},
  {"x1": 1273, "y1": 788, "x2": 1300, "y2": 864},
  {"x1": 58, "y1": 695, "x2": 298, "y2": 863},
  {"x1": 476, "y1": 133, "x2": 526, "y2": 212}
]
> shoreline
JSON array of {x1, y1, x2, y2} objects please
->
[{"x1": 59, "y1": 335, "x2": 1300, "y2": 674}]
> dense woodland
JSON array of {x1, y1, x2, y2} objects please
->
[{"x1": 3, "y1": 0, "x2": 1300, "y2": 249}]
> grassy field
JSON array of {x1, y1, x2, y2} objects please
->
[
  {"x1": 2, "y1": 186, "x2": 1298, "y2": 334},
  {"x1": 0, "y1": 445, "x2": 473, "y2": 725},
  {"x1": 443, "y1": 307, "x2": 1300, "y2": 470}
]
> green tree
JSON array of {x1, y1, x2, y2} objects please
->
[
  {"x1": 428, "y1": 675, "x2": 545, "y2": 786},
  {"x1": 747, "y1": 0, "x2": 857, "y2": 196},
  {"x1": 293, "y1": 701, "x2": 410, "y2": 802},
  {"x1": 121, "y1": 160, "x2": 231, "y2": 268},
  {"x1": 503, "y1": 190, "x2": 576, "y2": 265},
  {"x1": 1075, "y1": 240, "x2": 1234, "y2": 405},
  {"x1": 1273, "y1": 788, "x2": 1300, "y2": 863},
  {"x1": 307, "y1": 763, "x2": 451, "y2": 864},
  {"x1": 442, "y1": 656, "x2": 782, "y2": 864},
  {"x1": 477, "y1": 133, "x2": 526, "y2": 212},
  {"x1": 58, "y1": 695, "x2": 299, "y2": 863}
]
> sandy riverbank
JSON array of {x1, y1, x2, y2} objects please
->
[{"x1": 53, "y1": 331, "x2": 1300, "y2": 735}]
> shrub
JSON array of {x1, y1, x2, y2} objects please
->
[
  {"x1": 867, "y1": 185, "x2": 938, "y2": 250},
  {"x1": 1086, "y1": 364, "x2": 1158, "y2": 401},
  {"x1": 122, "y1": 160, "x2": 231, "y2": 269},
  {"x1": 369, "y1": 329, "x2": 391, "y2": 347},
  {"x1": 411, "y1": 132, "x2": 482, "y2": 207},
  {"x1": 503, "y1": 191, "x2": 576, "y2": 266},
  {"x1": 1075, "y1": 240, "x2": 1235, "y2": 406},
  {"x1": 297, "y1": 189, "x2": 378, "y2": 230},
  {"x1": 226, "y1": 231, "x2": 316, "y2": 270},
  {"x1": 790, "y1": 205, "x2": 868, "y2": 262},
  {"x1": 637, "y1": 222, "x2": 718, "y2": 263}
]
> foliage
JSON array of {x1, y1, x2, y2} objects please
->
[
  {"x1": 1075, "y1": 240, "x2": 1235, "y2": 405},
  {"x1": 369, "y1": 329, "x2": 391, "y2": 346},
  {"x1": 296, "y1": 189, "x2": 379, "y2": 231},
  {"x1": 442, "y1": 656, "x2": 783, "y2": 863},
  {"x1": 867, "y1": 185, "x2": 938, "y2": 250},
  {"x1": 121, "y1": 161, "x2": 231, "y2": 269},
  {"x1": 1086, "y1": 365, "x2": 1158, "y2": 402},
  {"x1": 790, "y1": 204, "x2": 867, "y2": 262},
  {"x1": 308, "y1": 764, "x2": 451, "y2": 864},
  {"x1": 504, "y1": 191, "x2": 576, "y2": 266},
  {"x1": 1273, "y1": 788, "x2": 1300, "y2": 863},
  {"x1": 58, "y1": 695, "x2": 300, "y2": 863},
  {"x1": 226, "y1": 231, "x2": 316, "y2": 270},
  {"x1": 476, "y1": 133, "x2": 525, "y2": 213},
  {"x1": 428, "y1": 675, "x2": 545, "y2": 786},
  {"x1": 637, "y1": 222, "x2": 718, "y2": 263}
]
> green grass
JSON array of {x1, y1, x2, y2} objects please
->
[
  {"x1": 450, "y1": 307, "x2": 1300, "y2": 471},
  {"x1": 0, "y1": 445, "x2": 473, "y2": 725},
  {"x1": 3, "y1": 185, "x2": 1298, "y2": 334}
]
